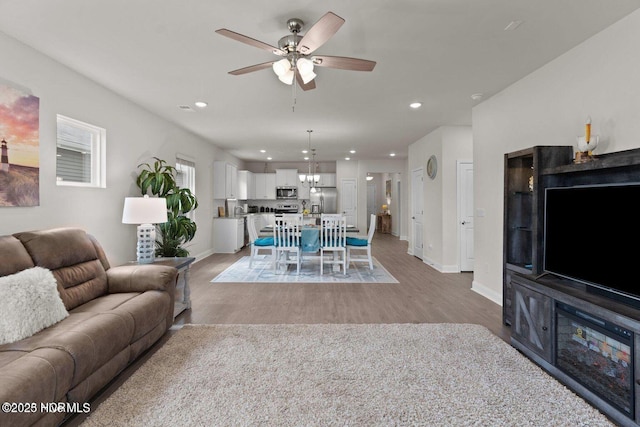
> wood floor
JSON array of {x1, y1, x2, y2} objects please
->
[{"x1": 176, "y1": 233, "x2": 511, "y2": 341}]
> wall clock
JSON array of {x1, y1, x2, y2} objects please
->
[{"x1": 427, "y1": 155, "x2": 438, "y2": 179}]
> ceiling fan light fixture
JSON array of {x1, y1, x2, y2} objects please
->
[
  {"x1": 296, "y1": 58, "x2": 316, "y2": 84},
  {"x1": 273, "y1": 58, "x2": 291, "y2": 76},
  {"x1": 278, "y1": 69, "x2": 295, "y2": 85},
  {"x1": 301, "y1": 69, "x2": 317, "y2": 84}
]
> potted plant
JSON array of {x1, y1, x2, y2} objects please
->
[{"x1": 135, "y1": 157, "x2": 198, "y2": 257}]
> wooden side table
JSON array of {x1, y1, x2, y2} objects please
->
[
  {"x1": 377, "y1": 214, "x2": 391, "y2": 234},
  {"x1": 130, "y1": 257, "x2": 195, "y2": 319}
]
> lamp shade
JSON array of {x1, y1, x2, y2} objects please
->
[
  {"x1": 278, "y1": 69, "x2": 294, "y2": 85},
  {"x1": 296, "y1": 58, "x2": 316, "y2": 84},
  {"x1": 272, "y1": 58, "x2": 291, "y2": 77},
  {"x1": 122, "y1": 195, "x2": 168, "y2": 224}
]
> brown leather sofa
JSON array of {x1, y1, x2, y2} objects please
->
[{"x1": 0, "y1": 228, "x2": 178, "y2": 427}]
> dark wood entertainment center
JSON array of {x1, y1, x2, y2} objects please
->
[{"x1": 503, "y1": 146, "x2": 640, "y2": 427}]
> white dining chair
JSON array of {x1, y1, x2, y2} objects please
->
[
  {"x1": 274, "y1": 214, "x2": 302, "y2": 274},
  {"x1": 320, "y1": 214, "x2": 347, "y2": 275},
  {"x1": 346, "y1": 214, "x2": 376, "y2": 270},
  {"x1": 248, "y1": 215, "x2": 275, "y2": 269}
]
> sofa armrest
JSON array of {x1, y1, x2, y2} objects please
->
[{"x1": 107, "y1": 264, "x2": 178, "y2": 294}]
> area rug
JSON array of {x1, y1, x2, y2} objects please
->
[
  {"x1": 81, "y1": 324, "x2": 613, "y2": 426},
  {"x1": 211, "y1": 255, "x2": 398, "y2": 283}
]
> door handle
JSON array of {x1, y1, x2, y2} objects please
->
[{"x1": 461, "y1": 221, "x2": 467, "y2": 225}]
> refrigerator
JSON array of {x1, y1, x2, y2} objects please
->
[{"x1": 309, "y1": 187, "x2": 337, "y2": 214}]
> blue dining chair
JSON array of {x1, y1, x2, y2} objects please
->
[
  {"x1": 346, "y1": 214, "x2": 376, "y2": 270},
  {"x1": 248, "y1": 215, "x2": 275, "y2": 269}
]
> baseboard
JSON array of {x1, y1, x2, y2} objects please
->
[
  {"x1": 423, "y1": 257, "x2": 443, "y2": 272},
  {"x1": 399, "y1": 235, "x2": 408, "y2": 241},
  {"x1": 471, "y1": 279, "x2": 502, "y2": 306},
  {"x1": 193, "y1": 248, "x2": 214, "y2": 263},
  {"x1": 422, "y1": 257, "x2": 460, "y2": 273}
]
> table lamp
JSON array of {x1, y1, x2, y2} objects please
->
[
  {"x1": 382, "y1": 204, "x2": 388, "y2": 214},
  {"x1": 122, "y1": 195, "x2": 168, "y2": 263}
]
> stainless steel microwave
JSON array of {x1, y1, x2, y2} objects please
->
[{"x1": 276, "y1": 186, "x2": 298, "y2": 199}]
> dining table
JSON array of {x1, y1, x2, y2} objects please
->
[{"x1": 259, "y1": 224, "x2": 360, "y2": 253}]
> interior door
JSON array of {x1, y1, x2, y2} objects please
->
[
  {"x1": 341, "y1": 179, "x2": 357, "y2": 226},
  {"x1": 458, "y1": 161, "x2": 474, "y2": 271},
  {"x1": 367, "y1": 182, "x2": 376, "y2": 229},
  {"x1": 411, "y1": 168, "x2": 424, "y2": 259}
]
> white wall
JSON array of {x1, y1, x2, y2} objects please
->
[
  {"x1": 472, "y1": 10, "x2": 640, "y2": 304},
  {"x1": 407, "y1": 126, "x2": 472, "y2": 272},
  {"x1": 0, "y1": 33, "x2": 242, "y2": 265}
]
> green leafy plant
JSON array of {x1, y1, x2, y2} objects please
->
[{"x1": 135, "y1": 157, "x2": 198, "y2": 257}]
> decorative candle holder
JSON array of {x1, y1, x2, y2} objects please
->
[{"x1": 574, "y1": 135, "x2": 599, "y2": 164}]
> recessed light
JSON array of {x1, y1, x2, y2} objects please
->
[
  {"x1": 267, "y1": 157, "x2": 272, "y2": 160},
  {"x1": 345, "y1": 157, "x2": 351, "y2": 161},
  {"x1": 260, "y1": 149, "x2": 266, "y2": 153},
  {"x1": 304, "y1": 156, "x2": 310, "y2": 160},
  {"x1": 389, "y1": 153, "x2": 396, "y2": 157},
  {"x1": 409, "y1": 102, "x2": 422, "y2": 109},
  {"x1": 471, "y1": 93, "x2": 484, "y2": 101},
  {"x1": 194, "y1": 101, "x2": 208, "y2": 108},
  {"x1": 302, "y1": 149, "x2": 308, "y2": 154},
  {"x1": 349, "y1": 150, "x2": 356, "y2": 154}
]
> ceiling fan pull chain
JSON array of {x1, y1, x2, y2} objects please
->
[{"x1": 292, "y1": 77, "x2": 297, "y2": 112}]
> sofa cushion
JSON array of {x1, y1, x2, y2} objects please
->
[
  {"x1": 0, "y1": 235, "x2": 34, "y2": 276},
  {"x1": 14, "y1": 228, "x2": 100, "y2": 270},
  {"x1": 0, "y1": 267, "x2": 68, "y2": 345},
  {"x1": 54, "y1": 260, "x2": 109, "y2": 310},
  {"x1": 4, "y1": 311, "x2": 134, "y2": 387},
  {"x1": 73, "y1": 291, "x2": 171, "y2": 341},
  {"x1": 14, "y1": 228, "x2": 109, "y2": 310},
  {"x1": 0, "y1": 348, "x2": 74, "y2": 427}
]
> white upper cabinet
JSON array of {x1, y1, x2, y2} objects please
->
[
  {"x1": 275, "y1": 169, "x2": 299, "y2": 187},
  {"x1": 213, "y1": 161, "x2": 238, "y2": 199},
  {"x1": 317, "y1": 173, "x2": 336, "y2": 187},
  {"x1": 254, "y1": 173, "x2": 276, "y2": 199},
  {"x1": 237, "y1": 170, "x2": 254, "y2": 200}
]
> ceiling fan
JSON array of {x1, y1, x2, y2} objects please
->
[{"x1": 215, "y1": 11, "x2": 376, "y2": 91}]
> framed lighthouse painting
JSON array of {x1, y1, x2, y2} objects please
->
[{"x1": 0, "y1": 83, "x2": 40, "y2": 207}]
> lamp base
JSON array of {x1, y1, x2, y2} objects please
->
[{"x1": 136, "y1": 224, "x2": 156, "y2": 264}]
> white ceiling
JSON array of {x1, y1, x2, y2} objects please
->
[{"x1": 1, "y1": 0, "x2": 639, "y2": 162}]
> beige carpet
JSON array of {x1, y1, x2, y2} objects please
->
[{"x1": 81, "y1": 324, "x2": 614, "y2": 426}]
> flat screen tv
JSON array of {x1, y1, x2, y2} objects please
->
[{"x1": 544, "y1": 183, "x2": 640, "y2": 306}]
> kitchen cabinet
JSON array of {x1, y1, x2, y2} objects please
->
[
  {"x1": 276, "y1": 169, "x2": 299, "y2": 187},
  {"x1": 237, "y1": 170, "x2": 254, "y2": 200},
  {"x1": 254, "y1": 173, "x2": 276, "y2": 200},
  {"x1": 213, "y1": 218, "x2": 244, "y2": 253},
  {"x1": 213, "y1": 161, "x2": 238, "y2": 199},
  {"x1": 316, "y1": 173, "x2": 336, "y2": 187}
]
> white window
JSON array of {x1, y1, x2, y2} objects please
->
[
  {"x1": 176, "y1": 156, "x2": 196, "y2": 218},
  {"x1": 56, "y1": 114, "x2": 106, "y2": 187}
]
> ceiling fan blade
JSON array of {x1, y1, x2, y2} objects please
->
[
  {"x1": 228, "y1": 61, "x2": 275, "y2": 76},
  {"x1": 312, "y1": 55, "x2": 376, "y2": 72},
  {"x1": 296, "y1": 12, "x2": 345, "y2": 55},
  {"x1": 216, "y1": 28, "x2": 286, "y2": 56},
  {"x1": 295, "y1": 69, "x2": 316, "y2": 91}
]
